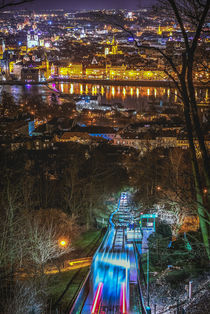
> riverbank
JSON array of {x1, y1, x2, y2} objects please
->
[
  {"x1": 0, "y1": 77, "x2": 206, "y2": 88},
  {"x1": 0, "y1": 78, "x2": 174, "y2": 87},
  {"x1": 48, "y1": 77, "x2": 174, "y2": 87}
]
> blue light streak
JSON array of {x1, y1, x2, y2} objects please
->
[
  {"x1": 109, "y1": 199, "x2": 121, "y2": 228},
  {"x1": 82, "y1": 193, "x2": 143, "y2": 313}
]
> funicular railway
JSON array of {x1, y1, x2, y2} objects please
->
[{"x1": 69, "y1": 192, "x2": 151, "y2": 314}]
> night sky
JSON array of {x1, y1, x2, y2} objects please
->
[{"x1": 19, "y1": 0, "x2": 156, "y2": 10}]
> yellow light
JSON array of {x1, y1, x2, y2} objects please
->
[
  {"x1": 147, "y1": 88, "x2": 150, "y2": 96},
  {"x1": 80, "y1": 84, "x2": 83, "y2": 94},
  {"x1": 205, "y1": 89, "x2": 208, "y2": 101},
  {"x1": 154, "y1": 88, "x2": 157, "y2": 97},
  {"x1": 60, "y1": 240, "x2": 66, "y2": 246},
  {"x1": 167, "y1": 89, "x2": 170, "y2": 97},
  {"x1": 111, "y1": 87, "x2": 115, "y2": 97},
  {"x1": 136, "y1": 88, "x2": 139, "y2": 97},
  {"x1": 70, "y1": 84, "x2": 74, "y2": 94},
  {"x1": 130, "y1": 88, "x2": 133, "y2": 96},
  {"x1": 175, "y1": 89, "x2": 177, "y2": 102},
  {"x1": 146, "y1": 71, "x2": 152, "y2": 77}
]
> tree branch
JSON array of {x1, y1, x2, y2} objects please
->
[{"x1": 0, "y1": 0, "x2": 33, "y2": 10}]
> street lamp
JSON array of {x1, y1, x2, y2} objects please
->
[
  {"x1": 203, "y1": 188, "x2": 208, "y2": 194},
  {"x1": 59, "y1": 239, "x2": 68, "y2": 247}
]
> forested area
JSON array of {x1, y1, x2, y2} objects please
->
[{"x1": 0, "y1": 142, "x2": 128, "y2": 312}]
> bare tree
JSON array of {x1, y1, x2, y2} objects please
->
[
  {"x1": 22, "y1": 210, "x2": 74, "y2": 274},
  {"x1": 92, "y1": 1, "x2": 210, "y2": 258},
  {"x1": 4, "y1": 280, "x2": 46, "y2": 314}
]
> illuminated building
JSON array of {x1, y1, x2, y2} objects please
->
[
  {"x1": 86, "y1": 66, "x2": 106, "y2": 78},
  {"x1": 113, "y1": 133, "x2": 210, "y2": 153},
  {"x1": 104, "y1": 37, "x2": 123, "y2": 57},
  {"x1": 40, "y1": 39, "x2": 45, "y2": 47},
  {"x1": 21, "y1": 68, "x2": 39, "y2": 82},
  {"x1": 75, "y1": 95, "x2": 103, "y2": 110},
  {"x1": 0, "y1": 40, "x2": 5, "y2": 59},
  {"x1": 58, "y1": 63, "x2": 83, "y2": 77},
  {"x1": 55, "y1": 132, "x2": 92, "y2": 144},
  {"x1": 27, "y1": 31, "x2": 39, "y2": 48},
  {"x1": 9, "y1": 61, "x2": 15, "y2": 74},
  {"x1": 12, "y1": 62, "x2": 22, "y2": 80},
  {"x1": 19, "y1": 45, "x2": 27, "y2": 55},
  {"x1": 106, "y1": 64, "x2": 126, "y2": 79}
]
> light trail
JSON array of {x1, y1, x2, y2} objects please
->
[
  {"x1": 81, "y1": 193, "x2": 140, "y2": 313},
  {"x1": 91, "y1": 282, "x2": 103, "y2": 314},
  {"x1": 109, "y1": 199, "x2": 121, "y2": 228},
  {"x1": 120, "y1": 282, "x2": 127, "y2": 313}
]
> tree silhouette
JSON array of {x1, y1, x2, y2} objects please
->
[
  {"x1": 91, "y1": 0, "x2": 210, "y2": 258},
  {"x1": 0, "y1": 0, "x2": 33, "y2": 10}
]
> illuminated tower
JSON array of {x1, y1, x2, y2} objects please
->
[
  {"x1": 111, "y1": 36, "x2": 118, "y2": 54},
  {"x1": 104, "y1": 47, "x2": 109, "y2": 56},
  {"x1": 32, "y1": 23, "x2": 37, "y2": 31},
  {"x1": 91, "y1": 56, "x2": 98, "y2": 65},
  {"x1": 104, "y1": 36, "x2": 122, "y2": 57},
  {"x1": 27, "y1": 31, "x2": 39, "y2": 48}
]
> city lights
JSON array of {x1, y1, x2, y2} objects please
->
[{"x1": 0, "y1": 4, "x2": 209, "y2": 314}]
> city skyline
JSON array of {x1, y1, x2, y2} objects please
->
[{"x1": 16, "y1": 0, "x2": 156, "y2": 11}]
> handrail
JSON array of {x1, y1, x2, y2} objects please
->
[
  {"x1": 68, "y1": 270, "x2": 91, "y2": 314},
  {"x1": 133, "y1": 241, "x2": 147, "y2": 314},
  {"x1": 66, "y1": 230, "x2": 106, "y2": 313},
  {"x1": 109, "y1": 199, "x2": 121, "y2": 228},
  {"x1": 92, "y1": 199, "x2": 121, "y2": 260},
  {"x1": 135, "y1": 243, "x2": 147, "y2": 288}
]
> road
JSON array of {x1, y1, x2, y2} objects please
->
[{"x1": 81, "y1": 192, "x2": 143, "y2": 314}]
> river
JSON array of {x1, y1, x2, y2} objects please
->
[{"x1": 1, "y1": 82, "x2": 208, "y2": 111}]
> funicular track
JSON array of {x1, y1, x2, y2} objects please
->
[
  {"x1": 69, "y1": 192, "x2": 147, "y2": 314},
  {"x1": 112, "y1": 227, "x2": 125, "y2": 251}
]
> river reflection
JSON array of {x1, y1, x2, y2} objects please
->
[
  {"x1": 1, "y1": 82, "x2": 208, "y2": 112},
  {"x1": 51, "y1": 82, "x2": 209, "y2": 111}
]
